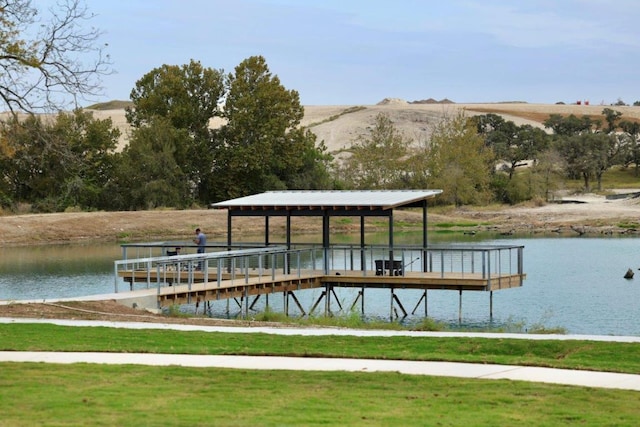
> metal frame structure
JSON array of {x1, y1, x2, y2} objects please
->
[{"x1": 210, "y1": 190, "x2": 443, "y2": 272}]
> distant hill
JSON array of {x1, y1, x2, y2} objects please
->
[
  {"x1": 410, "y1": 98, "x2": 454, "y2": 104},
  {"x1": 79, "y1": 99, "x2": 640, "y2": 156},
  {"x1": 85, "y1": 100, "x2": 133, "y2": 110}
]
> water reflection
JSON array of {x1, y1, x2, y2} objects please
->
[{"x1": 0, "y1": 244, "x2": 120, "y2": 300}]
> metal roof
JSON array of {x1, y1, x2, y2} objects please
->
[{"x1": 211, "y1": 190, "x2": 442, "y2": 212}]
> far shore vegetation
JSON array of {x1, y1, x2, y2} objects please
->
[{"x1": 3, "y1": 55, "x2": 640, "y2": 215}]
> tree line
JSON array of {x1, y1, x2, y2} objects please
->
[
  {"x1": 337, "y1": 108, "x2": 640, "y2": 206},
  {"x1": 2, "y1": 74, "x2": 638, "y2": 212},
  {"x1": 0, "y1": 56, "x2": 334, "y2": 211},
  {"x1": 1, "y1": 1, "x2": 639, "y2": 212}
]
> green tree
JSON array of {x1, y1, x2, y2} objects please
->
[
  {"x1": 125, "y1": 59, "x2": 225, "y2": 202},
  {"x1": 472, "y1": 114, "x2": 549, "y2": 179},
  {"x1": 338, "y1": 113, "x2": 411, "y2": 189},
  {"x1": 619, "y1": 120, "x2": 640, "y2": 176},
  {"x1": 0, "y1": 109, "x2": 119, "y2": 211},
  {"x1": 543, "y1": 114, "x2": 595, "y2": 136},
  {"x1": 51, "y1": 110, "x2": 120, "y2": 208},
  {"x1": 534, "y1": 148, "x2": 564, "y2": 202},
  {"x1": 558, "y1": 133, "x2": 621, "y2": 191},
  {"x1": 0, "y1": 0, "x2": 110, "y2": 113},
  {"x1": 427, "y1": 112, "x2": 494, "y2": 206},
  {"x1": 213, "y1": 55, "x2": 329, "y2": 199},
  {"x1": 107, "y1": 118, "x2": 191, "y2": 210},
  {"x1": 602, "y1": 108, "x2": 622, "y2": 133}
]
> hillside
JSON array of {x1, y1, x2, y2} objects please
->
[{"x1": 85, "y1": 100, "x2": 640, "y2": 155}]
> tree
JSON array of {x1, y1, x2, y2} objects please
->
[
  {"x1": 426, "y1": 112, "x2": 494, "y2": 206},
  {"x1": 338, "y1": 113, "x2": 411, "y2": 189},
  {"x1": 107, "y1": 118, "x2": 191, "y2": 210},
  {"x1": 619, "y1": 120, "x2": 640, "y2": 176},
  {"x1": 212, "y1": 55, "x2": 329, "y2": 199},
  {"x1": 558, "y1": 133, "x2": 620, "y2": 191},
  {"x1": 0, "y1": 0, "x2": 110, "y2": 113},
  {"x1": 125, "y1": 59, "x2": 224, "y2": 201},
  {"x1": 532, "y1": 148, "x2": 564, "y2": 202},
  {"x1": 472, "y1": 114, "x2": 549, "y2": 179},
  {"x1": 602, "y1": 108, "x2": 622, "y2": 133},
  {"x1": 543, "y1": 114, "x2": 595, "y2": 136},
  {"x1": 0, "y1": 109, "x2": 119, "y2": 210},
  {"x1": 124, "y1": 56, "x2": 331, "y2": 204},
  {"x1": 126, "y1": 60, "x2": 223, "y2": 136}
]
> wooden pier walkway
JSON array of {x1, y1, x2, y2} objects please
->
[
  {"x1": 139, "y1": 269, "x2": 525, "y2": 307},
  {"x1": 117, "y1": 265, "x2": 524, "y2": 320}
]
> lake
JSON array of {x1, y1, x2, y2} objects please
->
[{"x1": 1, "y1": 234, "x2": 640, "y2": 336}]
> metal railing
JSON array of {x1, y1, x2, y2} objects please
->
[{"x1": 114, "y1": 243, "x2": 524, "y2": 293}]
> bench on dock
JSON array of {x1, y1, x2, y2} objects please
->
[{"x1": 375, "y1": 259, "x2": 403, "y2": 276}]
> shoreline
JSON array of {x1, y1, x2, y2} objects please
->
[{"x1": 0, "y1": 193, "x2": 639, "y2": 246}]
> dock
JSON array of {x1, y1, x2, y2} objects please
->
[
  {"x1": 115, "y1": 244, "x2": 525, "y2": 320},
  {"x1": 115, "y1": 190, "x2": 526, "y2": 321}
]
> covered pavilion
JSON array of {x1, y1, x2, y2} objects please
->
[{"x1": 210, "y1": 189, "x2": 443, "y2": 270}]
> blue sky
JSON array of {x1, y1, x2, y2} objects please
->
[{"x1": 71, "y1": 0, "x2": 640, "y2": 105}]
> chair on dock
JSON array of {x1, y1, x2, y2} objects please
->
[
  {"x1": 165, "y1": 249, "x2": 181, "y2": 273},
  {"x1": 375, "y1": 259, "x2": 403, "y2": 276}
]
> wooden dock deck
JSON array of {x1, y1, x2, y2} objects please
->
[{"x1": 118, "y1": 268, "x2": 525, "y2": 308}]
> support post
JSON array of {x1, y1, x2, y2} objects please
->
[
  {"x1": 288, "y1": 291, "x2": 306, "y2": 316},
  {"x1": 309, "y1": 290, "x2": 327, "y2": 316},
  {"x1": 388, "y1": 210, "x2": 394, "y2": 276},
  {"x1": 249, "y1": 295, "x2": 261, "y2": 310},
  {"x1": 349, "y1": 289, "x2": 365, "y2": 315},
  {"x1": 286, "y1": 213, "x2": 291, "y2": 274},
  {"x1": 458, "y1": 289, "x2": 463, "y2": 323},
  {"x1": 227, "y1": 213, "x2": 232, "y2": 249},
  {"x1": 325, "y1": 284, "x2": 331, "y2": 316},
  {"x1": 412, "y1": 290, "x2": 428, "y2": 316},
  {"x1": 490, "y1": 291, "x2": 493, "y2": 318},
  {"x1": 284, "y1": 291, "x2": 289, "y2": 317},
  {"x1": 422, "y1": 199, "x2": 428, "y2": 272},
  {"x1": 360, "y1": 216, "x2": 366, "y2": 271},
  {"x1": 424, "y1": 289, "x2": 428, "y2": 317},
  {"x1": 390, "y1": 289, "x2": 394, "y2": 321},
  {"x1": 323, "y1": 212, "x2": 330, "y2": 274},
  {"x1": 244, "y1": 287, "x2": 249, "y2": 318}
]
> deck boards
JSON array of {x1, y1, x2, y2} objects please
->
[{"x1": 118, "y1": 269, "x2": 525, "y2": 308}]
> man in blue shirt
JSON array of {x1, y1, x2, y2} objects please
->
[
  {"x1": 194, "y1": 228, "x2": 206, "y2": 253},
  {"x1": 193, "y1": 228, "x2": 206, "y2": 270}
]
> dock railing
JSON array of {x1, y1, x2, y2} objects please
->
[
  {"x1": 115, "y1": 243, "x2": 524, "y2": 292},
  {"x1": 326, "y1": 244, "x2": 523, "y2": 280}
]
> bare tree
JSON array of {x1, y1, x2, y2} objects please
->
[{"x1": 0, "y1": 0, "x2": 111, "y2": 114}]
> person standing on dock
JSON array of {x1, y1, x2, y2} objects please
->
[
  {"x1": 194, "y1": 228, "x2": 206, "y2": 253},
  {"x1": 193, "y1": 228, "x2": 207, "y2": 270}
]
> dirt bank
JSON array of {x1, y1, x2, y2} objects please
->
[{"x1": 1, "y1": 192, "x2": 639, "y2": 247}]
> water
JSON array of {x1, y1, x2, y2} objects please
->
[
  {"x1": 0, "y1": 244, "x2": 120, "y2": 300},
  {"x1": 1, "y1": 236, "x2": 640, "y2": 336}
]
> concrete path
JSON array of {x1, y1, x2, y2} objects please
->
[{"x1": 2, "y1": 317, "x2": 640, "y2": 392}]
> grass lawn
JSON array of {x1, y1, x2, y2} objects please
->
[
  {"x1": 1, "y1": 363, "x2": 639, "y2": 426},
  {"x1": 2, "y1": 323, "x2": 640, "y2": 426},
  {"x1": 2, "y1": 323, "x2": 640, "y2": 373}
]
